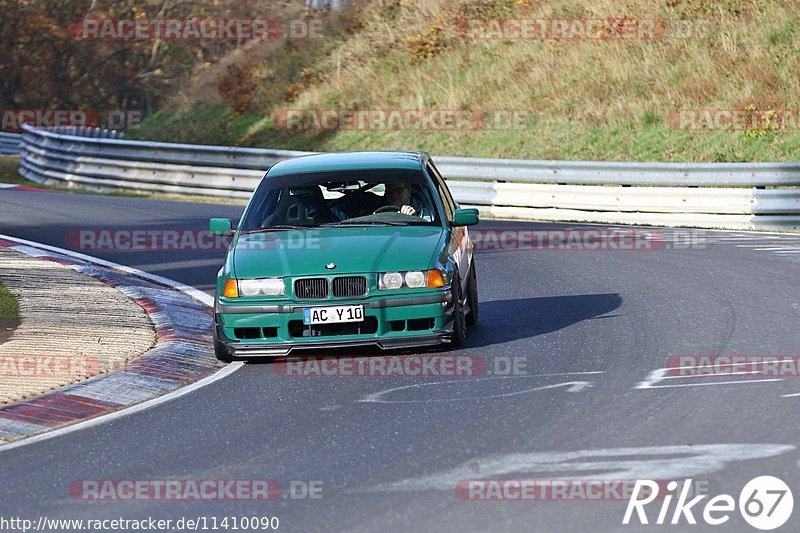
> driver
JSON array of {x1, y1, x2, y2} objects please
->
[{"x1": 382, "y1": 182, "x2": 417, "y2": 216}]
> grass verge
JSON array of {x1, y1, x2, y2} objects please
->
[{"x1": 0, "y1": 282, "x2": 19, "y2": 320}]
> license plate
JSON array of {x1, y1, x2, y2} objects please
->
[{"x1": 303, "y1": 305, "x2": 364, "y2": 325}]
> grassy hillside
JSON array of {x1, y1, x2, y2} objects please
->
[{"x1": 132, "y1": 0, "x2": 800, "y2": 162}]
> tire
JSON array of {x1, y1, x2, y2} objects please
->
[
  {"x1": 450, "y1": 271, "x2": 467, "y2": 348},
  {"x1": 465, "y1": 259, "x2": 479, "y2": 326},
  {"x1": 214, "y1": 331, "x2": 233, "y2": 363}
]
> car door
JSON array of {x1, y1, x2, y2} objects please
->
[{"x1": 426, "y1": 159, "x2": 471, "y2": 292}]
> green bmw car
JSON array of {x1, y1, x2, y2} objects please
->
[{"x1": 209, "y1": 151, "x2": 479, "y2": 361}]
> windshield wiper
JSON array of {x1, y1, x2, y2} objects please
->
[
  {"x1": 322, "y1": 220, "x2": 408, "y2": 227},
  {"x1": 243, "y1": 225, "x2": 310, "y2": 234}
]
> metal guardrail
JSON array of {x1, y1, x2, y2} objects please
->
[
  {"x1": 16, "y1": 124, "x2": 800, "y2": 230},
  {"x1": 3, "y1": 128, "x2": 122, "y2": 156},
  {"x1": 0, "y1": 132, "x2": 22, "y2": 155},
  {"x1": 434, "y1": 157, "x2": 800, "y2": 187}
]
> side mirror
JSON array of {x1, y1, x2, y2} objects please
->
[
  {"x1": 209, "y1": 218, "x2": 233, "y2": 236},
  {"x1": 452, "y1": 208, "x2": 479, "y2": 227}
]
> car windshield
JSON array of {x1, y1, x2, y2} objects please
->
[{"x1": 239, "y1": 169, "x2": 439, "y2": 232}]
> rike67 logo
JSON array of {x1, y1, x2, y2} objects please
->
[{"x1": 624, "y1": 476, "x2": 793, "y2": 530}]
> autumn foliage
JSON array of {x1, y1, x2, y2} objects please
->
[{"x1": 0, "y1": 0, "x2": 298, "y2": 122}]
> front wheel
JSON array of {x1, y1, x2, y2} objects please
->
[
  {"x1": 450, "y1": 271, "x2": 467, "y2": 348},
  {"x1": 466, "y1": 260, "x2": 479, "y2": 326}
]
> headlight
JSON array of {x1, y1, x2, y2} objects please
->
[
  {"x1": 404, "y1": 271, "x2": 426, "y2": 288},
  {"x1": 379, "y1": 270, "x2": 444, "y2": 290},
  {"x1": 379, "y1": 272, "x2": 404, "y2": 290},
  {"x1": 237, "y1": 278, "x2": 285, "y2": 296}
]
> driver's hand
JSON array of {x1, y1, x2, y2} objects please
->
[{"x1": 400, "y1": 205, "x2": 416, "y2": 216}]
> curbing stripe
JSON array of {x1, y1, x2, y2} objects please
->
[
  {"x1": 0, "y1": 233, "x2": 242, "y2": 452},
  {"x1": 0, "y1": 362, "x2": 242, "y2": 453}
]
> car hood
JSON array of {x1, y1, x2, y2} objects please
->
[{"x1": 231, "y1": 226, "x2": 445, "y2": 278}]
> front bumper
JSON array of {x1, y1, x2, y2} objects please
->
[{"x1": 214, "y1": 290, "x2": 454, "y2": 357}]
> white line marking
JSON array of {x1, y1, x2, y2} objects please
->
[
  {"x1": 727, "y1": 235, "x2": 784, "y2": 239},
  {"x1": 635, "y1": 367, "x2": 784, "y2": 389},
  {"x1": 664, "y1": 371, "x2": 775, "y2": 379},
  {"x1": 722, "y1": 237, "x2": 781, "y2": 241},
  {"x1": 0, "y1": 233, "x2": 242, "y2": 451},
  {"x1": 639, "y1": 379, "x2": 783, "y2": 389},
  {"x1": 359, "y1": 372, "x2": 603, "y2": 404}
]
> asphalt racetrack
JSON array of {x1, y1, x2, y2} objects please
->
[{"x1": 2, "y1": 186, "x2": 800, "y2": 532}]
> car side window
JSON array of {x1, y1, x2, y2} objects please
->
[{"x1": 426, "y1": 162, "x2": 455, "y2": 220}]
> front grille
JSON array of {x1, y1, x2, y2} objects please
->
[
  {"x1": 333, "y1": 276, "x2": 367, "y2": 297},
  {"x1": 294, "y1": 278, "x2": 329, "y2": 299}
]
